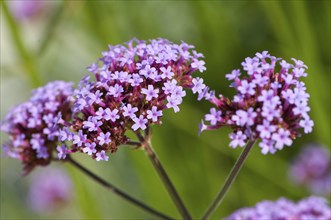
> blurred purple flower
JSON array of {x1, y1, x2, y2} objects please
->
[
  {"x1": 28, "y1": 167, "x2": 72, "y2": 214},
  {"x1": 61, "y1": 38, "x2": 208, "y2": 161},
  {"x1": 289, "y1": 144, "x2": 331, "y2": 195},
  {"x1": 8, "y1": 0, "x2": 48, "y2": 22},
  {"x1": 199, "y1": 51, "x2": 313, "y2": 154},
  {"x1": 0, "y1": 81, "x2": 73, "y2": 174},
  {"x1": 226, "y1": 196, "x2": 331, "y2": 220}
]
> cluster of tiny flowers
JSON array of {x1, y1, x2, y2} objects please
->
[
  {"x1": 200, "y1": 51, "x2": 313, "y2": 154},
  {"x1": 58, "y1": 38, "x2": 210, "y2": 161},
  {"x1": 1, "y1": 81, "x2": 73, "y2": 173},
  {"x1": 289, "y1": 144, "x2": 331, "y2": 195},
  {"x1": 226, "y1": 196, "x2": 331, "y2": 220},
  {"x1": 28, "y1": 167, "x2": 72, "y2": 214}
]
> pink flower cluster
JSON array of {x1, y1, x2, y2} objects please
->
[{"x1": 200, "y1": 51, "x2": 313, "y2": 154}]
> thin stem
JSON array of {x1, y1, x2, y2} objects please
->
[
  {"x1": 201, "y1": 140, "x2": 256, "y2": 220},
  {"x1": 67, "y1": 156, "x2": 172, "y2": 220},
  {"x1": 126, "y1": 140, "x2": 142, "y2": 147},
  {"x1": 136, "y1": 128, "x2": 192, "y2": 220}
]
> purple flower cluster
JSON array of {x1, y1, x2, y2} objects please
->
[
  {"x1": 28, "y1": 167, "x2": 72, "y2": 214},
  {"x1": 59, "y1": 38, "x2": 209, "y2": 161},
  {"x1": 290, "y1": 144, "x2": 331, "y2": 195},
  {"x1": 226, "y1": 196, "x2": 331, "y2": 220},
  {"x1": 1, "y1": 81, "x2": 73, "y2": 173},
  {"x1": 200, "y1": 51, "x2": 313, "y2": 154}
]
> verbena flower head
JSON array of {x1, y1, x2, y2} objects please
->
[
  {"x1": 1, "y1": 81, "x2": 73, "y2": 174},
  {"x1": 200, "y1": 51, "x2": 313, "y2": 154},
  {"x1": 28, "y1": 167, "x2": 72, "y2": 214},
  {"x1": 289, "y1": 144, "x2": 331, "y2": 195},
  {"x1": 60, "y1": 38, "x2": 209, "y2": 161},
  {"x1": 226, "y1": 196, "x2": 331, "y2": 220}
]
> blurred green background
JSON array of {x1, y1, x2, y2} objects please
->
[{"x1": 1, "y1": 0, "x2": 330, "y2": 219}]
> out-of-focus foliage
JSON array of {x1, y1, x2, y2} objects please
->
[{"x1": 1, "y1": 1, "x2": 330, "y2": 219}]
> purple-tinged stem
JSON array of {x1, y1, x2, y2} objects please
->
[
  {"x1": 126, "y1": 140, "x2": 141, "y2": 147},
  {"x1": 67, "y1": 156, "x2": 172, "y2": 220},
  {"x1": 201, "y1": 140, "x2": 256, "y2": 220}
]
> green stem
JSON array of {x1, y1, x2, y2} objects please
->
[
  {"x1": 136, "y1": 128, "x2": 192, "y2": 220},
  {"x1": 201, "y1": 140, "x2": 256, "y2": 220},
  {"x1": 1, "y1": 1, "x2": 41, "y2": 87},
  {"x1": 67, "y1": 156, "x2": 172, "y2": 220}
]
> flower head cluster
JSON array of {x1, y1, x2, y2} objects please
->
[
  {"x1": 1, "y1": 81, "x2": 73, "y2": 173},
  {"x1": 28, "y1": 167, "x2": 72, "y2": 214},
  {"x1": 59, "y1": 38, "x2": 209, "y2": 161},
  {"x1": 289, "y1": 144, "x2": 331, "y2": 195},
  {"x1": 226, "y1": 196, "x2": 331, "y2": 220},
  {"x1": 200, "y1": 51, "x2": 313, "y2": 154}
]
